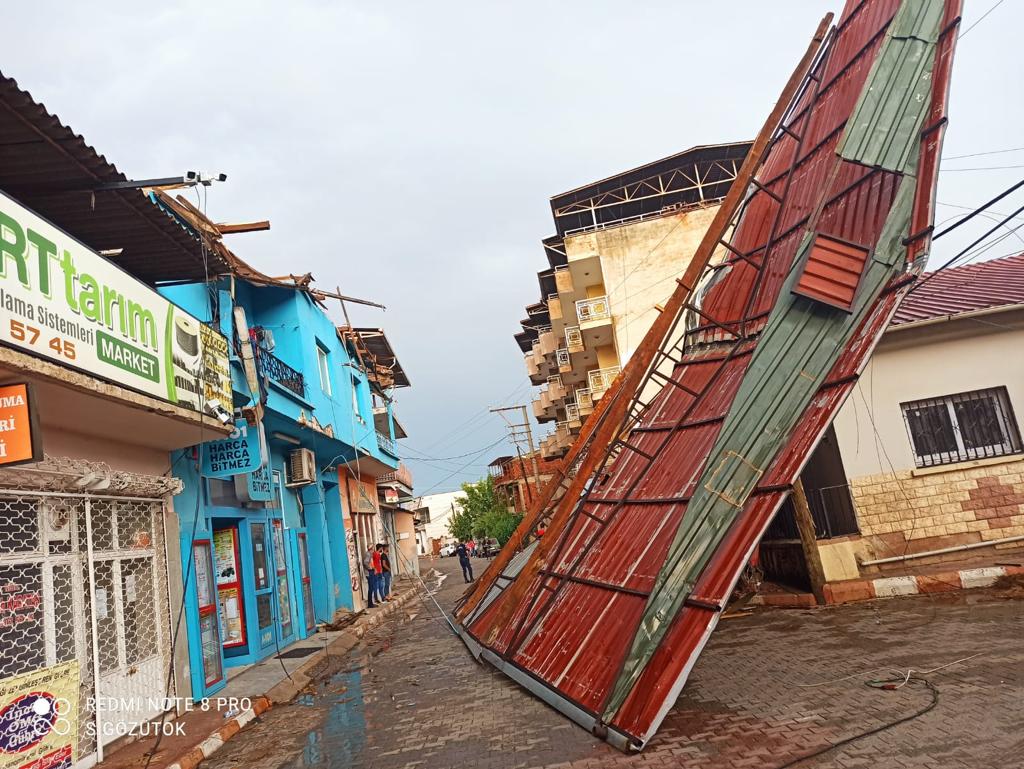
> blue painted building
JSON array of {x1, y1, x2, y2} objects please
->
[{"x1": 159, "y1": 262, "x2": 402, "y2": 698}]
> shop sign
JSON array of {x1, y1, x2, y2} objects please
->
[
  {"x1": 347, "y1": 477, "x2": 377, "y2": 514},
  {"x1": 202, "y1": 422, "x2": 265, "y2": 478},
  {"x1": 0, "y1": 383, "x2": 41, "y2": 468},
  {"x1": 382, "y1": 487, "x2": 398, "y2": 504},
  {"x1": 0, "y1": 660, "x2": 79, "y2": 769},
  {"x1": 0, "y1": 191, "x2": 231, "y2": 414},
  {"x1": 234, "y1": 463, "x2": 273, "y2": 504}
]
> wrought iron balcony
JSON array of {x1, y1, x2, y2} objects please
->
[
  {"x1": 254, "y1": 343, "x2": 306, "y2": 398},
  {"x1": 377, "y1": 430, "x2": 399, "y2": 457}
]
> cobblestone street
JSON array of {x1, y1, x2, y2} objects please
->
[{"x1": 203, "y1": 557, "x2": 1024, "y2": 769}]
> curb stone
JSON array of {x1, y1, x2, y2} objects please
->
[
  {"x1": 752, "y1": 564, "x2": 1024, "y2": 607},
  {"x1": 162, "y1": 584, "x2": 422, "y2": 769}
]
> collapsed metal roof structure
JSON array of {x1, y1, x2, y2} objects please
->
[{"x1": 456, "y1": 0, "x2": 962, "y2": 752}]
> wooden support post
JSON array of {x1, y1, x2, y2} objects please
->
[{"x1": 792, "y1": 478, "x2": 827, "y2": 606}]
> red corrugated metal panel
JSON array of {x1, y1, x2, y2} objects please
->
[{"x1": 463, "y1": 0, "x2": 961, "y2": 750}]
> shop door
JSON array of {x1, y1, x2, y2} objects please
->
[
  {"x1": 0, "y1": 491, "x2": 171, "y2": 763},
  {"x1": 271, "y1": 519, "x2": 293, "y2": 642},
  {"x1": 297, "y1": 533, "x2": 315, "y2": 632},
  {"x1": 87, "y1": 498, "x2": 170, "y2": 747},
  {"x1": 249, "y1": 521, "x2": 276, "y2": 651}
]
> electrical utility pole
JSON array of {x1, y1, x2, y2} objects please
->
[{"x1": 490, "y1": 404, "x2": 542, "y2": 497}]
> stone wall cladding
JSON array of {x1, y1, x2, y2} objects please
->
[{"x1": 848, "y1": 457, "x2": 1024, "y2": 558}]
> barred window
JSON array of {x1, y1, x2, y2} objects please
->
[{"x1": 901, "y1": 387, "x2": 1022, "y2": 468}]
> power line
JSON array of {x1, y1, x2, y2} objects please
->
[
  {"x1": 419, "y1": 379, "x2": 531, "y2": 455},
  {"x1": 940, "y1": 164, "x2": 1024, "y2": 173},
  {"x1": 943, "y1": 146, "x2": 1024, "y2": 161},
  {"x1": 931, "y1": 179, "x2": 1024, "y2": 241},
  {"x1": 913, "y1": 197, "x2": 1024, "y2": 295},
  {"x1": 414, "y1": 436, "x2": 509, "y2": 497},
  {"x1": 958, "y1": 0, "x2": 1005, "y2": 39},
  {"x1": 402, "y1": 441, "x2": 518, "y2": 462}
]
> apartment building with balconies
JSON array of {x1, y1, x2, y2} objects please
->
[{"x1": 514, "y1": 142, "x2": 752, "y2": 459}]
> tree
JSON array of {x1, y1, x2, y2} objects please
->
[
  {"x1": 447, "y1": 476, "x2": 522, "y2": 545},
  {"x1": 447, "y1": 502, "x2": 475, "y2": 542},
  {"x1": 476, "y1": 508, "x2": 522, "y2": 546}
]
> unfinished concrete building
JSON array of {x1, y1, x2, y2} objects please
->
[{"x1": 515, "y1": 142, "x2": 752, "y2": 458}]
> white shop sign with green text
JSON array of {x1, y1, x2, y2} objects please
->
[{"x1": 0, "y1": 190, "x2": 232, "y2": 412}]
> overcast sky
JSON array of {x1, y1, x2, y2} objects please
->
[{"x1": 6, "y1": 1, "x2": 1020, "y2": 493}]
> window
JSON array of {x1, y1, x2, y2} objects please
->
[
  {"x1": 208, "y1": 478, "x2": 242, "y2": 508},
  {"x1": 351, "y1": 375, "x2": 364, "y2": 424},
  {"x1": 317, "y1": 345, "x2": 332, "y2": 395},
  {"x1": 901, "y1": 387, "x2": 1022, "y2": 468}
]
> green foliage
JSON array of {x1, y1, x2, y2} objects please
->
[
  {"x1": 476, "y1": 508, "x2": 522, "y2": 546},
  {"x1": 446, "y1": 503, "x2": 476, "y2": 542},
  {"x1": 446, "y1": 475, "x2": 523, "y2": 545}
]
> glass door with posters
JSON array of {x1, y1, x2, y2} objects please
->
[
  {"x1": 249, "y1": 522, "x2": 275, "y2": 651},
  {"x1": 270, "y1": 519, "x2": 293, "y2": 643},
  {"x1": 297, "y1": 533, "x2": 315, "y2": 632},
  {"x1": 192, "y1": 540, "x2": 223, "y2": 688},
  {"x1": 212, "y1": 526, "x2": 246, "y2": 655}
]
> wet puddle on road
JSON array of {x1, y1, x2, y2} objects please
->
[{"x1": 202, "y1": 573, "x2": 444, "y2": 769}]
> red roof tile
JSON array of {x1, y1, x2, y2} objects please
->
[{"x1": 893, "y1": 252, "x2": 1024, "y2": 325}]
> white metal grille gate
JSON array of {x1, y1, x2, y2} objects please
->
[{"x1": 0, "y1": 490, "x2": 172, "y2": 765}]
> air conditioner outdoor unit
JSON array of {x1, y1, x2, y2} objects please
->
[{"x1": 286, "y1": 448, "x2": 316, "y2": 487}]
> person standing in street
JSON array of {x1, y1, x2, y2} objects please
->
[
  {"x1": 381, "y1": 544, "x2": 394, "y2": 601},
  {"x1": 363, "y1": 545, "x2": 379, "y2": 608},
  {"x1": 456, "y1": 539, "x2": 474, "y2": 583},
  {"x1": 372, "y1": 543, "x2": 385, "y2": 604}
]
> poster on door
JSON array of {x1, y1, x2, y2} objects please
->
[
  {"x1": 212, "y1": 529, "x2": 245, "y2": 648},
  {"x1": 0, "y1": 660, "x2": 79, "y2": 769}
]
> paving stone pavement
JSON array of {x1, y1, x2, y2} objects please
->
[{"x1": 202, "y1": 557, "x2": 1024, "y2": 769}]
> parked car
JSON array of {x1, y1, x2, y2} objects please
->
[
  {"x1": 439, "y1": 543, "x2": 457, "y2": 557},
  {"x1": 480, "y1": 538, "x2": 500, "y2": 557}
]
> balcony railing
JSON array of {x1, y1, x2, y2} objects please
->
[
  {"x1": 556, "y1": 348, "x2": 571, "y2": 367},
  {"x1": 576, "y1": 295, "x2": 611, "y2": 323},
  {"x1": 588, "y1": 365, "x2": 621, "y2": 395},
  {"x1": 565, "y1": 403, "x2": 580, "y2": 423},
  {"x1": 575, "y1": 387, "x2": 593, "y2": 411},
  {"x1": 376, "y1": 430, "x2": 399, "y2": 457},
  {"x1": 379, "y1": 462, "x2": 413, "y2": 488},
  {"x1": 254, "y1": 343, "x2": 305, "y2": 398},
  {"x1": 565, "y1": 326, "x2": 583, "y2": 350}
]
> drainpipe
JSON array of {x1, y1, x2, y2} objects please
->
[{"x1": 860, "y1": 533, "x2": 1024, "y2": 566}]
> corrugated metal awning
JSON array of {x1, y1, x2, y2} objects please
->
[{"x1": 0, "y1": 72, "x2": 229, "y2": 283}]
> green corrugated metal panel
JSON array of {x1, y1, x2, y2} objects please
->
[
  {"x1": 889, "y1": 0, "x2": 943, "y2": 40},
  {"x1": 837, "y1": 0, "x2": 943, "y2": 172},
  {"x1": 604, "y1": 172, "x2": 919, "y2": 721}
]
